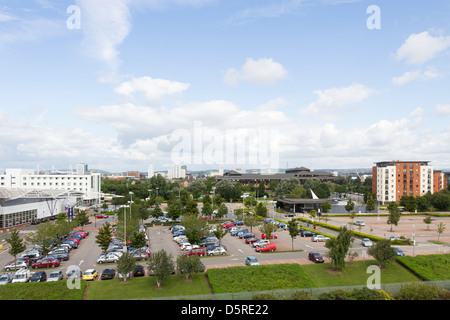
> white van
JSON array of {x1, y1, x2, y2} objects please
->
[{"x1": 12, "y1": 268, "x2": 31, "y2": 283}]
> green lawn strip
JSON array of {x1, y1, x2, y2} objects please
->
[
  {"x1": 84, "y1": 273, "x2": 211, "y2": 300},
  {"x1": 0, "y1": 280, "x2": 86, "y2": 300},
  {"x1": 396, "y1": 254, "x2": 450, "y2": 281},
  {"x1": 206, "y1": 264, "x2": 318, "y2": 294},
  {"x1": 301, "y1": 260, "x2": 421, "y2": 287}
]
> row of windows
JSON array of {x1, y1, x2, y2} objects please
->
[{"x1": 0, "y1": 209, "x2": 37, "y2": 229}]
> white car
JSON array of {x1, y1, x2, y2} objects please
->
[
  {"x1": 354, "y1": 221, "x2": 366, "y2": 226},
  {"x1": 252, "y1": 239, "x2": 270, "y2": 248},
  {"x1": 386, "y1": 235, "x2": 401, "y2": 241},
  {"x1": 97, "y1": 252, "x2": 121, "y2": 264},
  {"x1": 12, "y1": 268, "x2": 31, "y2": 283},
  {"x1": 361, "y1": 238, "x2": 373, "y2": 247},
  {"x1": 207, "y1": 247, "x2": 227, "y2": 256},
  {"x1": 311, "y1": 235, "x2": 331, "y2": 242},
  {"x1": 3, "y1": 260, "x2": 29, "y2": 271}
]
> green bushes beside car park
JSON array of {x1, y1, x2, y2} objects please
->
[{"x1": 396, "y1": 254, "x2": 450, "y2": 281}]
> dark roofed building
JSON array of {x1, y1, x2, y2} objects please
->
[{"x1": 216, "y1": 167, "x2": 336, "y2": 185}]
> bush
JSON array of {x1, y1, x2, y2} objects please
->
[
  {"x1": 396, "y1": 283, "x2": 447, "y2": 300},
  {"x1": 318, "y1": 287, "x2": 385, "y2": 300}
]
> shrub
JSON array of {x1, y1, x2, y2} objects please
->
[
  {"x1": 396, "y1": 283, "x2": 446, "y2": 300},
  {"x1": 318, "y1": 287, "x2": 385, "y2": 300}
]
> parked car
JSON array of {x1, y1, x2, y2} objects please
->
[
  {"x1": 200, "y1": 237, "x2": 218, "y2": 247},
  {"x1": 96, "y1": 214, "x2": 109, "y2": 219},
  {"x1": 393, "y1": 247, "x2": 405, "y2": 256},
  {"x1": 47, "y1": 270, "x2": 64, "y2": 282},
  {"x1": 252, "y1": 239, "x2": 270, "y2": 248},
  {"x1": 66, "y1": 269, "x2": 83, "y2": 279},
  {"x1": 82, "y1": 269, "x2": 98, "y2": 281},
  {"x1": 0, "y1": 273, "x2": 13, "y2": 285},
  {"x1": 101, "y1": 268, "x2": 116, "y2": 280},
  {"x1": 255, "y1": 243, "x2": 276, "y2": 252},
  {"x1": 3, "y1": 260, "x2": 29, "y2": 271},
  {"x1": 308, "y1": 252, "x2": 324, "y2": 263},
  {"x1": 386, "y1": 235, "x2": 401, "y2": 241},
  {"x1": 207, "y1": 247, "x2": 227, "y2": 256},
  {"x1": 133, "y1": 265, "x2": 145, "y2": 277},
  {"x1": 245, "y1": 256, "x2": 260, "y2": 266},
  {"x1": 12, "y1": 268, "x2": 31, "y2": 283},
  {"x1": 354, "y1": 221, "x2": 366, "y2": 226},
  {"x1": 50, "y1": 251, "x2": 69, "y2": 261},
  {"x1": 301, "y1": 230, "x2": 315, "y2": 237},
  {"x1": 32, "y1": 257, "x2": 60, "y2": 269},
  {"x1": 30, "y1": 271, "x2": 47, "y2": 282},
  {"x1": 261, "y1": 233, "x2": 278, "y2": 239},
  {"x1": 361, "y1": 238, "x2": 373, "y2": 247},
  {"x1": 311, "y1": 235, "x2": 331, "y2": 242},
  {"x1": 186, "y1": 248, "x2": 206, "y2": 256},
  {"x1": 245, "y1": 237, "x2": 259, "y2": 244},
  {"x1": 97, "y1": 252, "x2": 121, "y2": 264},
  {"x1": 231, "y1": 228, "x2": 248, "y2": 236},
  {"x1": 222, "y1": 222, "x2": 235, "y2": 229},
  {"x1": 239, "y1": 232, "x2": 255, "y2": 239}
]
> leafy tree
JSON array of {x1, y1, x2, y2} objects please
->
[
  {"x1": 151, "y1": 205, "x2": 163, "y2": 218},
  {"x1": 255, "y1": 202, "x2": 268, "y2": 217},
  {"x1": 75, "y1": 210, "x2": 90, "y2": 229},
  {"x1": 437, "y1": 222, "x2": 446, "y2": 242},
  {"x1": 187, "y1": 179, "x2": 206, "y2": 199},
  {"x1": 325, "y1": 226, "x2": 354, "y2": 271},
  {"x1": 167, "y1": 199, "x2": 183, "y2": 220},
  {"x1": 212, "y1": 224, "x2": 228, "y2": 247},
  {"x1": 366, "y1": 197, "x2": 376, "y2": 212},
  {"x1": 216, "y1": 203, "x2": 228, "y2": 218},
  {"x1": 287, "y1": 220, "x2": 300, "y2": 250},
  {"x1": 243, "y1": 214, "x2": 260, "y2": 233},
  {"x1": 95, "y1": 222, "x2": 112, "y2": 263},
  {"x1": 201, "y1": 201, "x2": 213, "y2": 216},
  {"x1": 176, "y1": 254, "x2": 204, "y2": 280},
  {"x1": 320, "y1": 201, "x2": 332, "y2": 214},
  {"x1": 387, "y1": 202, "x2": 401, "y2": 231},
  {"x1": 368, "y1": 239, "x2": 396, "y2": 268},
  {"x1": 5, "y1": 228, "x2": 26, "y2": 266},
  {"x1": 147, "y1": 249, "x2": 174, "y2": 288},
  {"x1": 289, "y1": 186, "x2": 306, "y2": 199},
  {"x1": 345, "y1": 199, "x2": 355, "y2": 213},
  {"x1": 423, "y1": 215, "x2": 432, "y2": 230},
  {"x1": 259, "y1": 222, "x2": 275, "y2": 243},
  {"x1": 25, "y1": 222, "x2": 58, "y2": 256},
  {"x1": 275, "y1": 178, "x2": 300, "y2": 197},
  {"x1": 131, "y1": 231, "x2": 147, "y2": 259},
  {"x1": 182, "y1": 214, "x2": 207, "y2": 245},
  {"x1": 184, "y1": 199, "x2": 199, "y2": 216},
  {"x1": 117, "y1": 252, "x2": 136, "y2": 282}
]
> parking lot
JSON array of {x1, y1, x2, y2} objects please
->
[{"x1": 1, "y1": 206, "x2": 450, "y2": 284}]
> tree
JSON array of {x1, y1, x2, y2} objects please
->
[
  {"x1": 75, "y1": 210, "x2": 90, "y2": 229},
  {"x1": 366, "y1": 197, "x2": 376, "y2": 212},
  {"x1": 216, "y1": 203, "x2": 228, "y2": 218},
  {"x1": 167, "y1": 199, "x2": 183, "y2": 220},
  {"x1": 387, "y1": 202, "x2": 401, "y2": 231},
  {"x1": 320, "y1": 201, "x2": 332, "y2": 214},
  {"x1": 345, "y1": 199, "x2": 355, "y2": 213},
  {"x1": 176, "y1": 254, "x2": 204, "y2": 280},
  {"x1": 182, "y1": 214, "x2": 207, "y2": 245},
  {"x1": 25, "y1": 221, "x2": 58, "y2": 257},
  {"x1": 325, "y1": 226, "x2": 354, "y2": 271},
  {"x1": 259, "y1": 222, "x2": 275, "y2": 243},
  {"x1": 212, "y1": 224, "x2": 228, "y2": 247},
  {"x1": 147, "y1": 249, "x2": 174, "y2": 288},
  {"x1": 201, "y1": 201, "x2": 213, "y2": 216},
  {"x1": 96, "y1": 222, "x2": 112, "y2": 263},
  {"x1": 437, "y1": 222, "x2": 446, "y2": 242},
  {"x1": 423, "y1": 215, "x2": 432, "y2": 230},
  {"x1": 131, "y1": 231, "x2": 147, "y2": 260},
  {"x1": 184, "y1": 199, "x2": 199, "y2": 216},
  {"x1": 287, "y1": 220, "x2": 300, "y2": 251},
  {"x1": 289, "y1": 186, "x2": 306, "y2": 199},
  {"x1": 244, "y1": 214, "x2": 260, "y2": 233},
  {"x1": 255, "y1": 202, "x2": 268, "y2": 217},
  {"x1": 5, "y1": 228, "x2": 26, "y2": 266},
  {"x1": 151, "y1": 205, "x2": 163, "y2": 218},
  {"x1": 275, "y1": 178, "x2": 300, "y2": 197},
  {"x1": 368, "y1": 239, "x2": 396, "y2": 268},
  {"x1": 117, "y1": 252, "x2": 136, "y2": 282}
]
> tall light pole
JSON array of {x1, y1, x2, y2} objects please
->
[{"x1": 122, "y1": 204, "x2": 129, "y2": 253}]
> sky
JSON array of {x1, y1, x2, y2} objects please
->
[{"x1": 1, "y1": 0, "x2": 450, "y2": 173}]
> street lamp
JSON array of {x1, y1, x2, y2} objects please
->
[{"x1": 121, "y1": 204, "x2": 129, "y2": 253}]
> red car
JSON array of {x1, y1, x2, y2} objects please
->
[
  {"x1": 246, "y1": 237, "x2": 259, "y2": 244},
  {"x1": 261, "y1": 233, "x2": 278, "y2": 240},
  {"x1": 255, "y1": 243, "x2": 276, "y2": 252},
  {"x1": 96, "y1": 214, "x2": 108, "y2": 219},
  {"x1": 67, "y1": 237, "x2": 80, "y2": 245},
  {"x1": 73, "y1": 231, "x2": 88, "y2": 238},
  {"x1": 185, "y1": 248, "x2": 205, "y2": 256},
  {"x1": 222, "y1": 222, "x2": 235, "y2": 229},
  {"x1": 32, "y1": 257, "x2": 60, "y2": 269}
]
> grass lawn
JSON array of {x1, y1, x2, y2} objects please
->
[
  {"x1": 396, "y1": 254, "x2": 450, "y2": 281},
  {"x1": 302, "y1": 259, "x2": 421, "y2": 287},
  {"x1": 0, "y1": 280, "x2": 86, "y2": 300},
  {"x1": 84, "y1": 273, "x2": 211, "y2": 300}
]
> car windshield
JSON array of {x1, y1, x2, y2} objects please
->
[{"x1": 49, "y1": 273, "x2": 59, "y2": 278}]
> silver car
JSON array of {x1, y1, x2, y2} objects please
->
[
  {"x1": 0, "y1": 273, "x2": 13, "y2": 285},
  {"x1": 47, "y1": 270, "x2": 64, "y2": 282},
  {"x1": 361, "y1": 238, "x2": 373, "y2": 247}
]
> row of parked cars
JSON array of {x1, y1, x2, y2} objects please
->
[{"x1": 171, "y1": 224, "x2": 228, "y2": 257}]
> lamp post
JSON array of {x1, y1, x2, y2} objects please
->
[{"x1": 122, "y1": 204, "x2": 129, "y2": 253}]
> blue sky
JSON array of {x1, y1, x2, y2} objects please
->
[{"x1": 1, "y1": 0, "x2": 450, "y2": 173}]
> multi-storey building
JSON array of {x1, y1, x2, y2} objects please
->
[{"x1": 372, "y1": 161, "x2": 447, "y2": 204}]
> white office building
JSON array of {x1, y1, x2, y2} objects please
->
[{"x1": 167, "y1": 164, "x2": 186, "y2": 179}]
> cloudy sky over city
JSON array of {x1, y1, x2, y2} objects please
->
[{"x1": 1, "y1": 0, "x2": 450, "y2": 173}]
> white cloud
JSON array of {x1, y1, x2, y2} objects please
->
[
  {"x1": 396, "y1": 31, "x2": 450, "y2": 65},
  {"x1": 114, "y1": 76, "x2": 190, "y2": 104},
  {"x1": 300, "y1": 83, "x2": 375, "y2": 119},
  {"x1": 223, "y1": 58, "x2": 288, "y2": 86},
  {"x1": 436, "y1": 104, "x2": 450, "y2": 116},
  {"x1": 392, "y1": 68, "x2": 442, "y2": 85}
]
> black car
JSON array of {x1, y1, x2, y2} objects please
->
[
  {"x1": 51, "y1": 251, "x2": 69, "y2": 261},
  {"x1": 30, "y1": 271, "x2": 47, "y2": 282},
  {"x1": 308, "y1": 252, "x2": 324, "y2": 263},
  {"x1": 133, "y1": 265, "x2": 145, "y2": 277},
  {"x1": 101, "y1": 268, "x2": 116, "y2": 280},
  {"x1": 301, "y1": 230, "x2": 315, "y2": 237}
]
